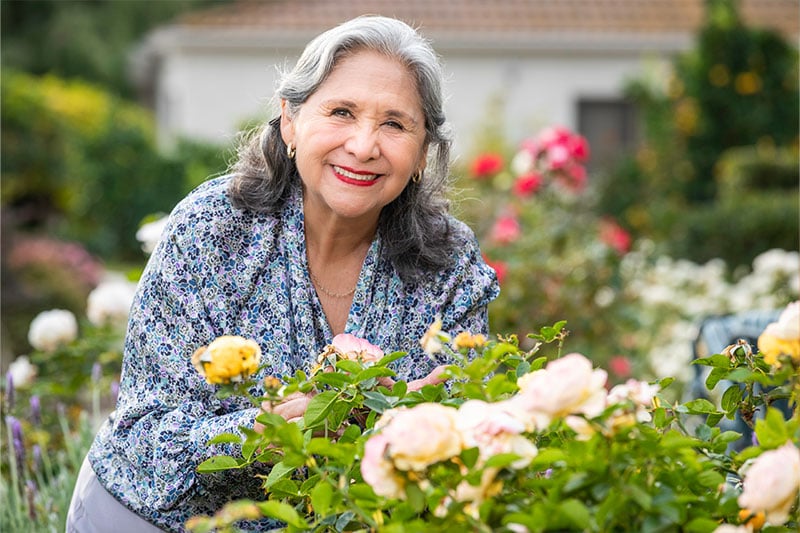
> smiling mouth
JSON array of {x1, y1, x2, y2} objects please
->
[{"x1": 333, "y1": 165, "x2": 380, "y2": 183}]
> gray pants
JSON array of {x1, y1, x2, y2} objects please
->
[{"x1": 66, "y1": 456, "x2": 165, "y2": 532}]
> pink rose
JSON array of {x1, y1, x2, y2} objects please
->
[
  {"x1": 489, "y1": 214, "x2": 521, "y2": 245},
  {"x1": 599, "y1": 218, "x2": 632, "y2": 255},
  {"x1": 512, "y1": 172, "x2": 544, "y2": 198},
  {"x1": 330, "y1": 333, "x2": 384, "y2": 363},
  {"x1": 738, "y1": 442, "x2": 800, "y2": 525}
]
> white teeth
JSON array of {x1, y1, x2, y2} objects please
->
[{"x1": 334, "y1": 165, "x2": 378, "y2": 181}]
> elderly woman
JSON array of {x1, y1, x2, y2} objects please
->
[{"x1": 67, "y1": 15, "x2": 498, "y2": 532}]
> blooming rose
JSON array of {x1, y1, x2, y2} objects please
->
[
  {"x1": 135, "y1": 215, "x2": 168, "y2": 254},
  {"x1": 483, "y1": 256, "x2": 508, "y2": 286},
  {"x1": 512, "y1": 172, "x2": 543, "y2": 198},
  {"x1": 599, "y1": 218, "x2": 632, "y2": 255},
  {"x1": 737, "y1": 442, "x2": 800, "y2": 525},
  {"x1": 757, "y1": 301, "x2": 800, "y2": 366},
  {"x1": 508, "y1": 353, "x2": 608, "y2": 430},
  {"x1": 87, "y1": 279, "x2": 138, "y2": 327},
  {"x1": 329, "y1": 333, "x2": 384, "y2": 363},
  {"x1": 28, "y1": 309, "x2": 78, "y2": 352},
  {"x1": 379, "y1": 403, "x2": 462, "y2": 471},
  {"x1": 451, "y1": 332, "x2": 487, "y2": 351},
  {"x1": 456, "y1": 400, "x2": 537, "y2": 468},
  {"x1": 470, "y1": 153, "x2": 504, "y2": 178},
  {"x1": 607, "y1": 379, "x2": 660, "y2": 423},
  {"x1": 489, "y1": 214, "x2": 521, "y2": 245},
  {"x1": 191, "y1": 336, "x2": 262, "y2": 385},
  {"x1": 360, "y1": 433, "x2": 405, "y2": 499},
  {"x1": 7, "y1": 356, "x2": 37, "y2": 388}
]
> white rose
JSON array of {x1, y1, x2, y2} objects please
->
[
  {"x1": 8, "y1": 355, "x2": 37, "y2": 388},
  {"x1": 135, "y1": 216, "x2": 168, "y2": 254},
  {"x1": 738, "y1": 442, "x2": 800, "y2": 525},
  {"x1": 87, "y1": 279, "x2": 138, "y2": 327},
  {"x1": 28, "y1": 309, "x2": 78, "y2": 352}
]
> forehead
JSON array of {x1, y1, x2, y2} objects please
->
[{"x1": 315, "y1": 50, "x2": 423, "y2": 109}]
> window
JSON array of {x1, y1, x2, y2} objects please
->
[{"x1": 577, "y1": 99, "x2": 639, "y2": 174}]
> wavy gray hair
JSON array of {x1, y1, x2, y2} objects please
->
[{"x1": 229, "y1": 15, "x2": 456, "y2": 281}]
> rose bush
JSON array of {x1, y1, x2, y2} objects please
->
[{"x1": 186, "y1": 301, "x2": 800, "y2": 533}]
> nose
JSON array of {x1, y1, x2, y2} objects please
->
[{"x1": 344, "y1": 123, "x2": 380, "y2": 161}]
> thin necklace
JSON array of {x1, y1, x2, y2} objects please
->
[{"x1": 308, "y1": 267, "x2": 356, "y2": 299}]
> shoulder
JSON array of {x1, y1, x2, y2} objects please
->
[{"x1": 165, "y1": 175, "x2": 279, "y2": 255}]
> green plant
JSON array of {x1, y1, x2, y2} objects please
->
[{"x1": 185, "y1": 308, "x2": 800, "y2": 532}]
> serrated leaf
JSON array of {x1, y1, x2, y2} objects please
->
[
  {"x1": 354, "y1": 366, "x2": 396, "y2": 383},
  {"x1": 376, "y1": 351, "x2": 407, "y2": 367},
  {"x1": 206, "y1": 432, "x2": 242, "y2": 445},
  {"x1": 692, "y1": 354, "x2": 731, "y2": 368},
  {"x1": 754, "y1": 407, "x2": 790, "y2": 449},
  {"x1": 683, "y1": 398, "x2": 718, "y2": 414},
  {"x1": 313, "y1": 372, "x2": 353, "y2": 388},
  {"x1": 311, "y1": 481, "x2": 334, "y2": 517},
  {"x1": 196, "y1": 455, "x2": 241, "y2": 473},
  {"x1": 256, "y1": 500, "x2": 309, "y2": 528},
  {"x1": 335, "y1": 360, "x2": 363, "y2": 374},
  {"x1": 264, "y1": 461, "x2": 295, "y2": 488},
  {"x1": 720, "y1": 384, "x2": 743, "y2": 413},
  {"x1": 304, "y1": 390, "x2": 340, "y2": 427}
]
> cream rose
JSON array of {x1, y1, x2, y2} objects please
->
[
  {"x1": 87, "y1": 278, "x2": 138, "y2": 327},
  {"x1": 381, "y1": 403, "x2": 462, "y2": 471},
  {"x1": 508, "y1": 353, "x2": 608, "y2": 430},
  {"x1": 7, "y1": 355, "x2": 37, "y2": 388},
  {"x1": 457, "y1": 400, "x2": 537, "y2": 468},
  {"x1": 737, "y1": 442, "x2": 800, "y2": 525},
  {"x1": 360, "y1": 433, "x2": 405, "y2": 499}
]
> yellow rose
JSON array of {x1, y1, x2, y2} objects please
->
[
  {"x1": 191, "y1": 336, "x2": 261, "y2": 385},
  {"x1": 757, "y1": 301, "x2": 800, "y2": 366},
  {"x1": 452, "y1": 331, "x2": 487, "y2": 350}
]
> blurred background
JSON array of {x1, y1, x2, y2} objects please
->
[{"x1": 1, "y1": 0, "x2": 798, "y2": 527}]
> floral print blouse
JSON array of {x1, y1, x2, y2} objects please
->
[{"x1": 88, "y1": 176, "x2": 499, "y2": 531}]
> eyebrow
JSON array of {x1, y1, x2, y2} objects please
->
[{"x1": 322, "y1": 99, "x2": 420, "y2": 126}]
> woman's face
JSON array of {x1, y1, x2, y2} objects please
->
[{"x1": 281, "y1": 50, "x2": 428, "y2": 227}]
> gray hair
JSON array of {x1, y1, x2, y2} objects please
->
[{"x1": 229, "y1": 15, "x2": 456, "y2": 281}]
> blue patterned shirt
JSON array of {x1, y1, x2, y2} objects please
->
[{"x1": 88, "y1": 176, "x2": 499, "y2": 531}]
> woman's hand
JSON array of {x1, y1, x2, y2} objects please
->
[
  {"x1": 378, "y1": 364, "x2": 449, "y2": 392},
  {"x1": 254, "y1": 391, "x2": 315, "y2": 432}
]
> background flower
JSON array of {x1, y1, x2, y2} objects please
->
[
  {"x1": 737, "y1": 442, "x2": 800, "y2": 525},
  {"x1": 86, "y1": 277, "x2": 138, "y2": 327},
  {"x1": 27, "y1": 309, "x2": 78, "y2": 352}
]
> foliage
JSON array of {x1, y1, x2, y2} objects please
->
[
  {"x1": 1, "y1": 70, "x2": 229, "y2": 261},
  {"x1": 0, "y1": 0, "x2": 227, "y2": 99},
  {"x1": 185, "y1": 316, "x2": 800, "y2": 532},
  {"x1": 455, "y1": 126, "x2": 635, "y2": 373},
  {"x1": 594, "y1": 0, "x2": 798, "y2": 270}
]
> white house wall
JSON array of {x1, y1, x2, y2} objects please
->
[{"x1": 152, "y1": 44, "x2": 670, "y2": 156}]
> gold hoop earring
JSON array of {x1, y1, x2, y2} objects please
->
[
  {"x1": 286, "y1": 143, "x2": 296, "y2": 159},
  {"x1": 412, "y1": 170, "x2": 423, "y2": 184}
]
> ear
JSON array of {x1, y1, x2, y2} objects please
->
[
  {"x1": 279, "y1": 99, "x2": 295, "y2": 146},
  {"x1": 417, "y1": 143, "x2": 429, "y2": 174}
]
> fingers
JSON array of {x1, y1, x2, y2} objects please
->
[
  {"x1": 258, "y1": 392, "x2": 313, "y2": 426},
  {"x1": 407, "y1": 364, "x2": 449, "y2": 392}
]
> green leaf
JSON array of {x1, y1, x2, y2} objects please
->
[
  {"x1": 720, "y1": 385, "x2": 743, "y2": 413},
  {"x1": 754, "y1": 407, "x2": 790, "y2": 449},
  {"x1": 460, "y1": 447, "x2": 480, "y2": 469},
  {"x1": 692, "y1": 354, "x2": 731, "y2": 369},
  {"x1": 696, "y1": 469, "x2": 725, "y2": 488},
  {"x1": 376, "y1": 351, "x2": 407, "y2": 367},
  {"x1": 264, "y1": 461, "x2": 295, "y2": 488},
  {"x1": 196, "y1": 455, "x2": 241, "y2": 473},
  {"x1": 391, "y1": 380, "x2": 407, "y2": 397},
  {"x1": 405, "y1": 483, "x2": 426, "y2": 513},
  {"x1": 485, "y1": 453, "x2": 525, "y2": 469},
  {"x1": 684, "y1": 517, "x2": 721, "y2": 533},
  {"x1": 705, "y1": 367, "x2": 728, "y2": 390},
  {"x1": 206, "y1": 432, "x2": 242, "y2": 445},
  {"x1": 304, "y1": 390, "x2": 340, "y2": 427},
  {"x1": 311, "y1": 481, "x2": 334, "y2": 517},
  {"x1": 313, "y1": 372, "x2": 353, "y2": 388},
  {"x1": 529, "y1": 356, "x2": 548, "y2": 371},
  {"x1": 256, "y1": 500, "x2": 309, "y2": 528},
  {"x1": 335, "y1": 360, "x2": 363, "y2": 374},
  {"x1": 559, "y1": 499, "x2": 591, "y2": 529},
  {"x1": 682, "y1": 399, "x2": 718, "y2": 415},
  {"x1": 362, "y1": 390, "x2": 394, "y2": 412},
  {"x1": 487, "y1": 342, "x2": 519, "y2": 361},
  {"x1": 354, "y1": 366, "x2": 396, "y2": 383}
]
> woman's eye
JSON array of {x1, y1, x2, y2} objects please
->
[
  {"x1": 384, "y1": 120, "x2": 404, "y2": 130},
  {"x1": 332, "y1": 108, "x2": 352, "y2": 118}
]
